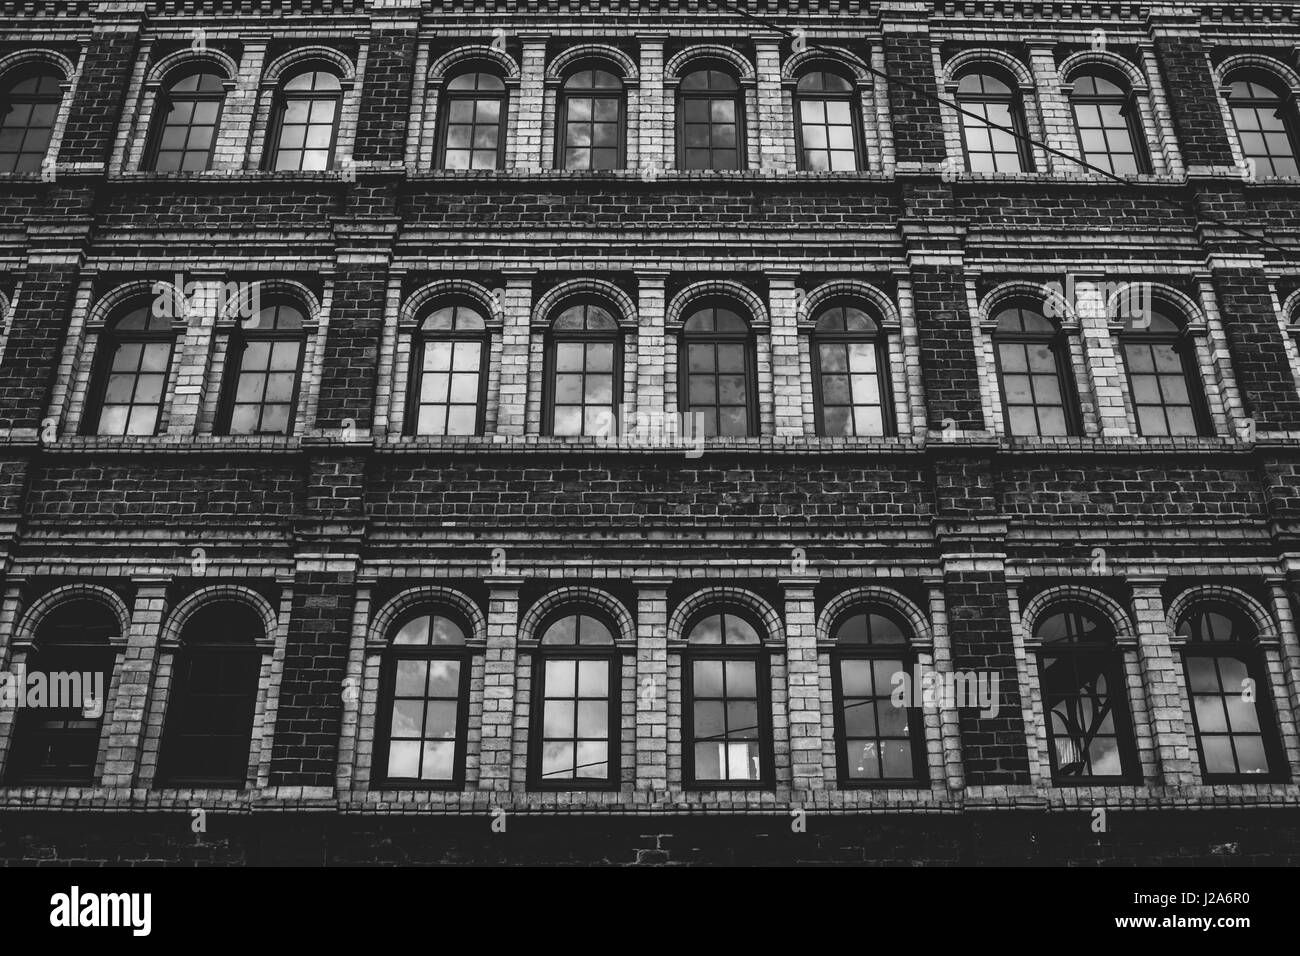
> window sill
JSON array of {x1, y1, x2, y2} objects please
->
[
  {"x1": 996, "y1": 435, "x2": 1248, "y2": 455},
  {"x1": 405, "y1": 168, "x2": 896, "y2": 184},
  {"x1": 37, "y1": 434, "x2": 301, "y2": 454}
]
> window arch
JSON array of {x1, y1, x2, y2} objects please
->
[
  {"x1": 1224, "y1": 71, "x2": 1299, "y2": 178},
  {"x1": 546, "y1": 300, "x2": 621, "y2": 436},
  {"x1": 86, "y1": 298, "x2": 176, "y2": 437},
  {"x1": 557, "y1": 65, "x2": 625, "y2": 170},
  {"x1": 157, "y1": 600, "x2": 264, "y2": 787},
  {"x1": 0, "y1": 66, "x2": 62, "y2": 173},
  {"x1": 682, "y1": 606, "x2": 771, "y2": 787},
  {"x1": 1032, "y1": 602, "x2": 1138, "y2": 783},
  {"x1": 1176, "y1": 602, "x2": 1284, "y2": 781},
  {"x1": 677, "y1": 64, "x2": 744, "y2": 170},
  {"x1": 1118, "y1": 304, "x2": 1209, "y2": 437},
  {"x1": 4, "y1": 600, "x2": 117, "y2": 785},
  {"x1": 407, "y1": 300, "x2": 489, "y2": 436},
  {"x1": 829, "y1": 605, "x2": 926, "y2": 786},
  {"x1": 266, "y1": 66, "x2": 341, "y2": 171},
  {"x1": 438, "y1": 68, "x2": 508, "y2": 170},
  {"x1": 528, "y1": 609, "x2": 620, "y2": 788},
  {"x1": 794, "y1": 66, "x2": 861, "y2": 171},
  {"x1": 1068, "y1": 68, "x2": 1148, "y2": 175},
  {"x1": 375, "y1": 607, "x2": 472, "y2": 788},
  {"x1": 218, "y1": 298, "x2": 307, "y2": 435},
  {"x1": 811, "y1": 299, "x2": 892, "y2": 436},
  {"x1": 992, "y1": 300, "x2": 1078, "y2": 436},
  {"x1": 146, "y1": 68, "x2": 226, "y2": 172},
  {"x1": 679, "y1": 299, "x2": 756, "y2": 437},
  {"x1": 954, "y1": 67, "x2": 1032, "y2": 173}
]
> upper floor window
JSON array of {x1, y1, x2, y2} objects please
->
[
  {"x1": 1119, "y1": 306, "x2": 1208, "y2": 437},
  {"x1": 679, "y1": 301, "x2": 756, "y2": 437},
  {"x1": 439, "y1": 70, "x2": 507, "y2": 170},
  {"x1": 830, "y1": 605, "x2": 926, "y2": 786},
  {"x1": 546, "y1": 301, "x2": 620, "y2": 437},
  {"x1": 146, "y1": 69, "x2": 226, "y2": 172},
  {"x1": 683, "y1": 608, "x2": 771, "y2": 787},
  {"x1": 219, "y1": 299, "x2": 306, "y2": 436},
  {"x1": 375, "y1": 608, "x2": 472, "y2": 788},
  {"x1": 0, "y1": 67, "x2": 62, "y2": 173},
  {"x1": 1034, "y1": 602, "x2": 1138, "y2": 783},
  {"x1": 678, "y1": 67, "x2": 743, "y2": 170},
  {"x1": 1068, "y1": 69, "x2": 1148, "y2": 175},
  {"x1": 993, "y1": 301, "x2": 1078, "y2": 436},
  {"x1": 408, "y1": 301, "x2": 488, "y2": 436},
  {"x1": 528, "y1": 611, "x2": 620, "y2": 788},
  {"x1": 795, "y1": 68, "x2": 860, "y2": 171},
  {"x1": 267, "y1": 68, "x2": 341, "y2": 171},
  {"x1": 88, "y1": 299, "x2": 175, "y2": 437},
  {"x1": 955, "y1": 68, "x2": 1031, "y2": 173},
  {"x1": 1177, "y1": 603, "x2": 1284, "y2": 781},
  {"x1": 5, "y1": 601, "x2": 116, "y2": 785},
  {"x1": 157, "y1": 601, "x2": 264, "y2": 788},
  {"x1": 1224, "y1": 73, "x2": 1299, "y2": 177},
  {"x1": 812, "y1": 300, "x2": 892, "y2": 436},
  {"x1": 558, "y1": 67, "x2": 624, "y2": 170}
]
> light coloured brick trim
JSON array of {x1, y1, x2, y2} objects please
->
[
  {"x1": 1130, "y1": 582, "x2": 1196, "y2": 785},
  {"x1": 781, "y1": 580, "x2": 821, "y2": 790},
  {"x1": 1266, "y1": 582, "x2": 1300, "y2": 779},
  {"x1": 1275, "y1": 287, "x2": 1300, "y2": 400},
  {"x1": 247, "y1": 45, "x2": 358, "y2": 172},
  {"x1": 755, "y1": 37, "x2": 794, "y2": 172},
  {"x1": 767, "y1": 272, "x2": 803, "y2": 435},
  {"x1": 1138, "y1": 42, "x2": 1185, "y2": 178},
  {"x1": 634, "y1": 37, "x2": 665, "y2": 175},
  {"x1": 1191, "y1": 278, "x2": 1240, "y2": 437},
  {"x1": 1056, "y1": 49, "x2": 1170, "y2": 177},
  {"x1": 634, "y1": 581, "x2": 669, "y2": 792},
  {"x1": 509, "y1": 38, "x2": 546, "y2": 171},
  {"x1": 1071, "y1": 276, "x2": 1133, "y2": 436},
  {"x1": 122, "y1": 47, "x2": 240, "y2": 173},
  {"x1": 495, "y1": 272, "x2": 534, "y2": 435},
  {"x1": 479, "y1": 581, "x2": 520, "y2": 791},
  {"x1": 938, "y1": 47, "x2": 1049, "y2": 173},
  {"x1": 634, "y1": 271, "x2": 667, "y2": 421}
]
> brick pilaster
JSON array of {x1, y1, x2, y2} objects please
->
[
  {"x1": 496, "y1": 270, "x2": 535, "y2": 436},
  {"x1": 767, "y1": 270, "x2": 804, "y2": 436},
  {"x1": 1129, "y1": 580, "x2": 1196, "y2": 786},
  {"x1": 634, "y1": 578, "x2": 669, "y2": 792},
  {"x1": 755, "y1": 35, "x2": 794, "y2": 172},
  {"x1": 479, "y1": 578, "x2": 520, "y2": 791},
  {"x1": 101, "y1": 579, "x2": 167, "y2": 787},
  {"x1": 781, "y1": 577, "x2": 823, "y2": 792}
]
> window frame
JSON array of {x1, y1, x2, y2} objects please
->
[
  {"x1": 555, "y1": 64, "x2": 626, "y2": 171},
  {"x1": 525, "y1": 609, "x2": 622, "y2": 791},
  {"x1": 543, "y1": 300, "x2": 624, "y2": 437},
  {"x1": 404, "y1": 300, "x2": 491, "y2": 437},
  {"x1": 1067, "y1": 68, "x2": 1150, "y2": 176},
  {"x1": 675, "y1": 64, "x2": 747, "y2": 171},
  {"x1": 1224, "y1": 71, "x2": 1300, "y2": 179},
  {"x1": 991, "y1": 300, "x2": 1081, "y2": 437},
  {"x1": 83, "y1": 301, "x2": 177, "y2": 438},
  {"x1": 1119, "y1": 314, "x2": 1211, "y2": 438},
  {"x1": 810, "y1": 299, "x2": 895, "y2": 437},
  {"x1": 216, "y1": 300, "x2": 308, "y2": 437},
  {"x1": 676, "y1": 298, "x2": 759, "y2": 438},
  {"x1": 792, "y1": 67, "x2": 864, "y2": 173},
  {"x1": 372, "y1": 607, "x2": 475, "y2": 791},
  {"x1": 144, "y1": 67, "x2": 227, "y2": 173},
  {"x1": 435, "y1": 68, "x2": 509, "y2": 172},
  {"x1": 681, "y1": 606, "x2": 774, "y2": 790},
  {"x1": 263, "y1": 66, "x2": 342, "y2": 172},
  {"x1": 954, "y1": 68, "x2": 1034, "y2": 174}
]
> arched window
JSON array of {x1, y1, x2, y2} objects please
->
[
  {"x1": 0, "y1": 67, "x2": 62, "y2": 173},
  {"x1": 146, "y1": 69, "x2": 226, "y2": 172},
  {"x1": 1068, "y1": 69, "x2": 1148, "y2": 175},
  {"x1": 219, "y1": 298, "x2": 306, "y2": 435},
  {"x1": 376, "y1": 608, "x2": 472, "y2": 788},
  {"x1": 1177, "y1": 603, "x2": 1284, "y2": 781},
  {"x1": 87, "y1": 299, "x2": 176, "y2": 437},
  {"x1": 1119, "y1": 305, "x2": 1208, "y2": 437},
  {"x1": 5, "y1": 601, "x2": 117, "y2": 785},
  {"x1": 830, "y1": 605, "x2": 926, "y2": 785},
  {"x1": 558, "y1": 66, "x2": 624, "y2": 170},
  {"x1": 678, "y1": 66, "x2": 743, "y2": 170},
  {"x1": 795, "y1": 68, "x2": 860, "y2": 171},
  {"x1": 546, "y1": 301, "x2": 620, "y2": 437},
  {"x1": 408, "y1": 301, "x2": 488, "y2": 436},
  {"x1": 1224, "y1": 73, "x2": 1299, "y2": 178},
  {"x1": 266, "y1": 67, "x2": 341, "y2": 171},
  {"x1": 438, "y1": 70, "x2": 507, "y2": 170},
  {"x1": 1033, "y1": 602, "x2": 1138, "y2": 782},
  {"x1": 955, "y1": 68, "x2": 1031, "y2": 173},
  {"x1": 811, "y1": 300, "x2": 892, "y2": 436},
  {"x1": 683, "y1": 607, "x2": 771, "y2": 787},
  {"x1": 157, "y1": 601, "x2": 264, "y2": 787},
  {"x1": 528, "y1": 610, "x2": 620, "y2": 788},
  {"x1": 679, "y1": 300, "x2": 756, "y2": 437},
  {"x1": 993, "y1": 301, "x2": 1077, "y2": 436}
]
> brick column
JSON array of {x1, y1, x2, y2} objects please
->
[
  {"x1": 353, "y1": 19, "x2": 418, "y2": 169},
  {"x1": 215, "y1": 37, "x2": 267, "y2": 170},
  {"x1": 479, "y1": 578, "x2": 521, "y2": 791},
  {"x1": 59, "y1": 7, "x2": 143, "y2": 173},
  {"x1": 1129, "y1": 579, "x2": 1196, "y2": 786},
  {"x1": 509, "y1": 36, "x2": 547, "y2": 171},
  {"x1": 905, "y1": 249, "x2": 986, "y2": 434},
  {"x1": 634, "y1": 578, "x2": 670, "y2": 792},
  {"x1": 101, "y1": 579, "x2": 168, "y2": 787},
  {"x1": 1147, "y1": 12, "x2": 1236, "y2": 174},
  {"x1": 635, "y1": 35, "x2": 667, "y2": 174},
  {"x1": 880, "y1": 2, "x2": 947, "y2": 169},
  {"x1": 1073, "y1": 274, "x2": 1133, "y2": 436},
  {"x1": 1028, "y1": 39, "x2": 1078, "y2": 172},
  {"x1": 165, "y1": 272, "x2": 222, "y2": 436},
  {"x1": 781, "y1": 577, "x2": 823, "y2": 792},
  {"x1": 634, "y1": 270, "x2": 668, "y2": 425},
  {"x1": 767, "y1": 270, "x2": 804, "y2": 436},
  {"x1": 755, "y1": 35, "x2": 794, "y2": 171},
  {"x1": 496, "y1": 270, "x2": 535, "y2": 435}
]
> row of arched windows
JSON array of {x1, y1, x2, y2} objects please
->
[
  {"x1": 2, "y1": 588, "x2": 1286, "y2": 788},
  {"x1": 5, "y1": 46, "x2": 1300, "y2": 177}
]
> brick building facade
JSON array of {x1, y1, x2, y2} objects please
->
[{"x1": 0, "y1": 0, "x2": 1298, "y2": 865}]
